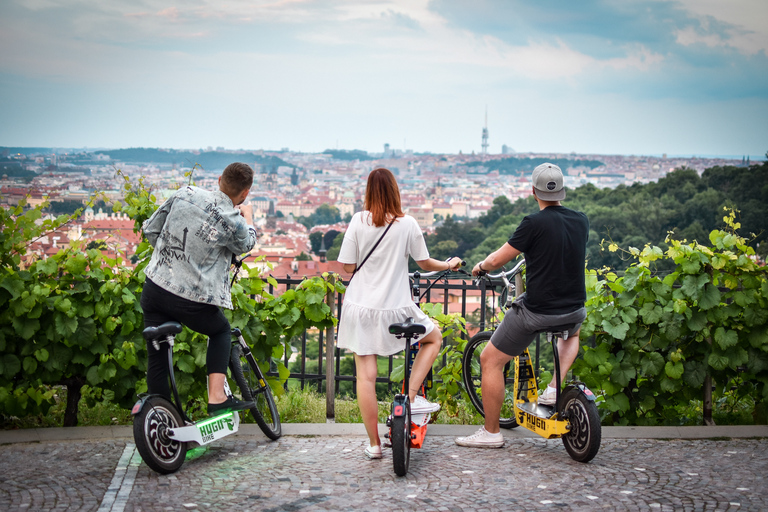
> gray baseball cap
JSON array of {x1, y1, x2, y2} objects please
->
[{"x1": 532, "y1": 163, "x2": 565, "y2": 201}]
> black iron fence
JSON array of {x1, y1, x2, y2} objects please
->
[{"x1": 264, "y1": 273, "x2": 546, "y2": 399}]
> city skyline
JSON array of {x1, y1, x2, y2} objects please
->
[{"x1": 1, "y1": 1, "x2": 767, "y2": 158}]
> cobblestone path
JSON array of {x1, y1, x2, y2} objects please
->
[{"x1": 0, "y1": 435, "x2": 766, "y2": 511}]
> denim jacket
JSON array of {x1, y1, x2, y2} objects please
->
[{"x1": 142, "y1": 186, "x2": 257, "y2": 309}]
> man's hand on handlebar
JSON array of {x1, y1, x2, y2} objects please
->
[
  {"x1": 445, "y1": 256, "x2": 463, "y2": 272},
  {"x1": 472, "y1": 261, "x2": 488, "y2": 277}
]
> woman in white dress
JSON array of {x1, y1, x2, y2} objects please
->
[{"x1": 337, "y1": 168, "x2": 462, "y2": 459}]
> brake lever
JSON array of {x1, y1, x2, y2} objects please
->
[{"x1": 230, "y1": 254, "x2": 248, "y2": 287}]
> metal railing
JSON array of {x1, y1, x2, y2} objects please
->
[{"x1": 264, "y1": 272, "x2": 540, "y2": 401}]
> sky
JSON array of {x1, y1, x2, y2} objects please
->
[{"x1": 1, "y1": 0, "x2": 767, "y2": 158}]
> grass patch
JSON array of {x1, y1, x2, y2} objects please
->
[
  {"x1": 2, "y1": 386, "x2": 484, "y2": 428},
  {"x1": 1, "y1": 386, "x2": 133, "y2": 430},
  {"x1": 4, "y1": 385, "x2": 763, "y2": 429}
]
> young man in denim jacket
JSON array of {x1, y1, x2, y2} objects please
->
[{"x1": 141, "y1": 162, "x2": 258, "y2": 415}]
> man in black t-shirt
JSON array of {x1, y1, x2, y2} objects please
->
[{"x1": 456, "y1": 163, "x2": 590, "y2": 448}]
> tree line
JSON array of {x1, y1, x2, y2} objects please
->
[{"x1": 439, "y1": 161, "x2": 768, "y2": 271}]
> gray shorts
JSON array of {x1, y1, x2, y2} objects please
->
[{"x1": 490, "y1": 296, "x2": 587, "y2": 357}]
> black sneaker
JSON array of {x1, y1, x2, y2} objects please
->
[{"x1": 208, "y1": 396, "x2": 255, "y2": 416}]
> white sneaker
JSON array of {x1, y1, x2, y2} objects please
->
[
  {"x1": 539, "y1": 385, "x2": 557, "y2": 405},
  {"x1": 455, "y1": 427, "x2": 504, "y2": 448},
  {"x1": 364, "y1": 445, "x2": 382, "y2": 459},
  {"x1": 410, "y1": 395, "x2": 440, "y2": 414}
]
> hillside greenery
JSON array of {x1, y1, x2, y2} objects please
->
[
  {"x1": 93, "y1": 148, "x2": 293, "y2": 172},
  {"x1": 463, "y1": 156, "x2": 605, "y2": 175},
  {"x1": 435, "y1": 161, "x2": 768, "y2": 270},
  {"x1": 322, "y1": 149, "x2": 375, "y2": 161}
]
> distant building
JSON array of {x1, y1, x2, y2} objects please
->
[{"x1": 408, "y1": 206, "x2": 434, "y2": 228}]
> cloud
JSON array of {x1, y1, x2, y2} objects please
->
[
  {"x1": 0, "y1": 0, "x2": 765, "y2": 154},
  {"x1": 156, "y1": 7, "x2": 180, "y2": 21},
  {"x1": 380, "y1": 9, "x2": 422, "y2": 31},
  {"x1": 427, "y1": 0, "x2": 768, "y2": 100}
]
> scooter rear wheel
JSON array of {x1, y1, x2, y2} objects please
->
[
  {"x1": 133, "y1": 396, "x2": 187, "y2": 474},
  {"x1": 391, "y1": 402, "x2": 411, "y2": 477},
  {"x1": 560, "y1": 388, "x2": 601, "y2": 463}
]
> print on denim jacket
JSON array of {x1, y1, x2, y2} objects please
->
[{"x1": 143, "y1": 186, "x2": 257, "y2": 310}]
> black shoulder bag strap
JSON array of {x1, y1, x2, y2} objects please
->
[{"x1": 349, "y1": 218, "x2": 396, "y2": 282}]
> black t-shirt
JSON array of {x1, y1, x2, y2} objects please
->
[{"x1": 508, "y1": 205, "x2": 589, "y2": 314}]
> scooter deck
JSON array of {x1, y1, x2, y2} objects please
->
[
  {"x1": 515, "y1": 401, "x2": 570, "y2": 439},
  {"x1": 168, "y1": 411, "x2": 240, "y2": 445},
  {"x1": 517, "y1": 400, "x2": 556, "y2": 419}
]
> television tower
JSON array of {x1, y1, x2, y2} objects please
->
[{"x1": 481, "y1": 106, "x2": 489, "y2": 155}]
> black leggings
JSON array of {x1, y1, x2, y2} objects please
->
[{"x1": 140, "y1": 278, "x2": 231, "y2": 400}]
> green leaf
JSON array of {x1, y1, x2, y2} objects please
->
[
  {"x1": 682, "y1": 360, "x2": 707, "y2": 388},
  {"x1": 639, "y1": 352, "x2": 664, "y2": 376},
  {"x1": 639, "y1": 302, "x2": 663, "y2": 324},
  {"x1": 64, "y1": 253, "x2": 88, "y2": 275},
  {"x1": 71, "y1": 350, "x2": 96, "y2": 366},
  {"x1": 610, "y1": 359, "x2": 636, "y2": 387},
  {"x1": 748, "y1": 326, "x2": 768, "y2": 349},
  {"x1": 55, "y1": 314, "x2": 78, "y2": 337},
  {"x1": 604, "y1": 393, "x2": 630, "y2": 412},
  {"x1": 23, "y1": 356, "x2": 37, "y2": 373},
  {"x1": 744, "y1": 305, "x2": 768, "y2": 327},
  {"x1": 619, "y1": 307, "x2": 638, "y2": 324},
  {"x1": 602, "y1": 318, "x2": 630, "y2": 340},
  {"x1": 2, "y1": 354, "x2": 21, "y2": 377},
  {"x1": 680, "y1": 256, "x2": 701, "y2": 274},
  {"x1": 708, "y1": 352, "x2": 730, "y2": 371},
  {"x1": 78, "y1": 303, "x2": 95, "y2": 318},
  {"x1": 304, "y1": 303, "x2": 330, "y2": 323},
  {"x1": 680, "y1": 274, "x2": 708, "y2": 298},
  {"x1": 37, "y1": 258, "x2": 58, "y2": 276},
  {"x1": 97, "y1": 362, "x2": 117, "y2": 381},
  {"x1": 86, "y1": 365, "x2": 101, "y2": 385},
  {"x1": 95, "y1": 301, "x2": 111, "y2": 319},
  {"x1": 664, "y1": 360, "x2": 684, "y2": 379},
  {"x1": 54, "y1": 297, "x2": 72, "y2": 313},
  {"x1": 104, "y1": 317, "x2": 118, "y2": 334},
  {"x1": 659, "y1": 319, "x2": 682, "y2": 342},
  {"x1": 0, "y1": 277, "x2": 25, "y2": 300},
  {"x1": 12, "y1": 317, "x2": 40, "y2": 340},
  {"x1": 698, "y1": 283, "x2": 721, "y2": 310},
  {"x1": 176, "y1": 354, "x2": 196, "y2": 373},
  {"x1": 121, "y1": 288, "x2": 136, "y2": 304},
  {"x1": 278, "y1": 362, "x2": 290, "y2": 382},
  {"x1": 713, "y1": 327, "x2": 738, "y2": 350},
  {"x1": 686, "y1": 310, "x2": 708, "y2": 331},
  {"x1": 659, "y1": 376, "x2": 680, "y2": 393},
  {"x1": 390, "y1": 363, "x2": 405, "y2": 383},
  {"x1": 34, "y1": 348, "x2": 49, "y2": 362},
  {"x1": 639, "y1": 394, "x2": 655, "y2": 411},
  {"x1": 74, "y1": 318, "x2": 97, "y2": 346}
]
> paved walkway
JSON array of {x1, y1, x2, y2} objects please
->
[{"x1": 1, "y1": 424, "x2": 767, "y2": 511}]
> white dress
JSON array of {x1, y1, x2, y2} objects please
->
[{"x1": 336, "y1": 212, "x2": 435, "y2": 356}]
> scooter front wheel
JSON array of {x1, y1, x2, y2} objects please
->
[
  {"x1": 133, "y1": 396, "x2": 187, "y2": 474},
  {"x1": 462, "y1": 330, "x2": 518, "y2": 429},
  {"x1": 391, "y1": 403, "x2": 411, "y2": 477},
  {"x1": 560, "y1": 388, "x2": 601, "y2": 463},
  {"x1": 229, "y1": 344, "x2": 282, "y2": 440}
]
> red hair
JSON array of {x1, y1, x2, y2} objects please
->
[{"x1": 365, "y1": 168, "x2": 404, "y2": 227}]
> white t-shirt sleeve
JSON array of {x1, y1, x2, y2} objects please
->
[
  {"x1": 407, "y1": 216, "x2": 430, "y2": 261},
  {"x1": 337, "y1": 213, "x2": 360, "y2": 264}
]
